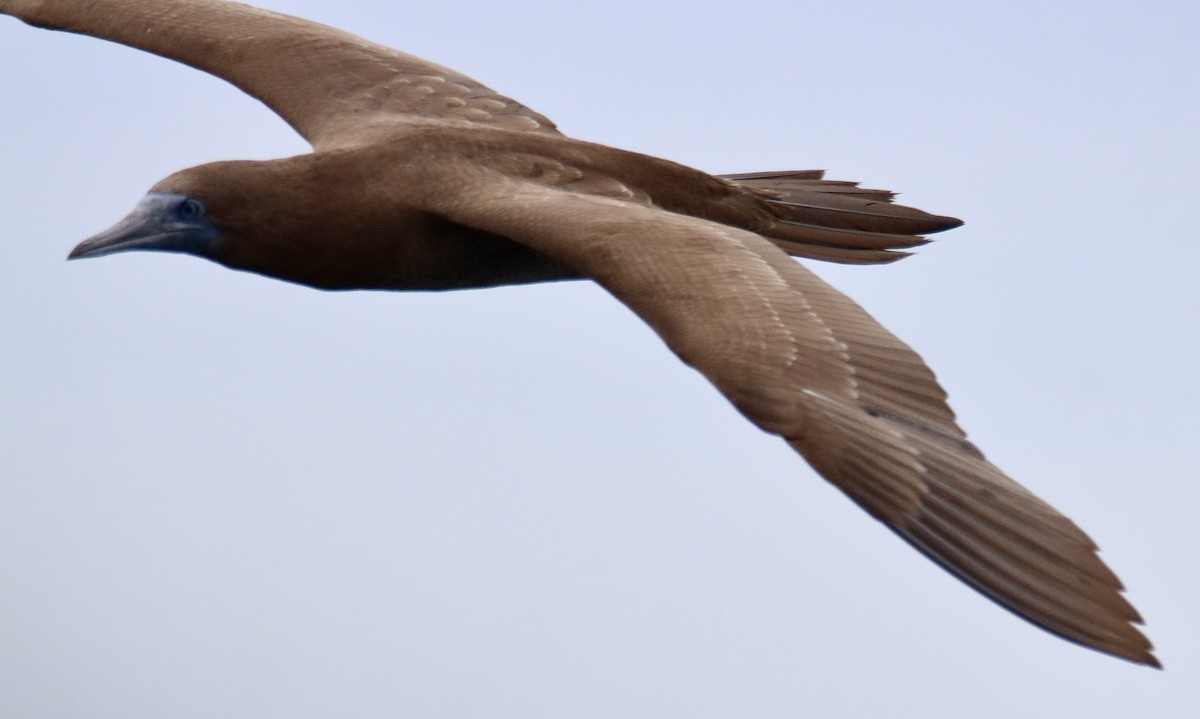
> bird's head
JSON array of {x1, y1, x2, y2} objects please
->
[
  {"x1": 68, "y1": 190, "x2": 220, "y2": 261},
  {"x1": 66, "y1": 157, "x2": 377, "y2": 288},
  {"x1": 68, "y1": 159, "x2": 304, "y2": 264}
]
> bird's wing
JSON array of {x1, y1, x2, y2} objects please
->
[
  {"x1": 406, "y1": 160, "x2": 1157, "y2": 666},
  {"x1": 0, "y1": 0, "x2": 560, "y2": 147}
]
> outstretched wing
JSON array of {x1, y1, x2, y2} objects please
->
[
  {"x1": 404, "y1": 158, "x2": 1157, "y2": 666},
  {"x1": 0, "y1": 0, "x2": 560, "y2": 147}
]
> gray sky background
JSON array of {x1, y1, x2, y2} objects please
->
[{"x1": 1, "y1": 1, "x2": 1197, "y2": 716}]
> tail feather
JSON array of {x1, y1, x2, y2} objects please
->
[
  {"x1": 721, "y1": 170, "x2": 963, "y2": 265},
  {"x1": 771, "y1": 221, "x2": 932, "y2": 252},
  {"x1": 767, "y1": 241, "x2": 912, "y2": 265}
]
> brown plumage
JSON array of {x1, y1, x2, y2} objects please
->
[{"x1": 0, "y1": 0, "x2": 1156, "y2": 666}]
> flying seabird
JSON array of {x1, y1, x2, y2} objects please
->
[{"x1": 0, "y1": 0, "x2": 1157, "y2": 666}]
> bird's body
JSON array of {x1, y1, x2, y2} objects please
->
[
  {"x1": 137, "y1": 126, "x2": 754, "y2": 291},
  {"x1": 143, "y1": 142, "x2": 586, "y2": 291},
  {"x1": 115, "y1": 122, "x2": 952, "y2": 290},
  {"x1": 0, "y1": 0, "x2": 1157, "y2": 666}
]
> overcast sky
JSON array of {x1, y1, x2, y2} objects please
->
[{"x1": 1, "y1": 1, "x2": 1197, "y2": 717}]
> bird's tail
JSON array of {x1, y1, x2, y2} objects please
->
[{"x1": 720, "y1": 170, "x2": 963, "y2": 264}]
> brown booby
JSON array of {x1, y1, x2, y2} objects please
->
[{"x1": 0, "y1": 0, "x2": 1157, "y2": 666}]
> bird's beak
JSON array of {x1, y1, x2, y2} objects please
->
[
  {"x1": 69, "y1": 203, "x2": 166, "y2": 260},
  {"x1": 68, "y1": 193, "x2": 217, "y2": 260}
]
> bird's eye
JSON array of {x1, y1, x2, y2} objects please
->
[{"x1": 178, "y1": 198, "x2": 204, "y2": 220}]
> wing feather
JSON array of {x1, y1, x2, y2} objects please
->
[
  {"x1": 0, "y1": 0, "x2": 559, "y2": 146},
  {"x1": 410, "y1": 164, "x2": 1156, "y2": 666}
]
